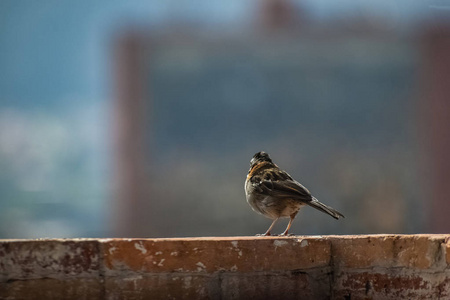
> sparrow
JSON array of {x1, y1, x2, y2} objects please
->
[{"x1": 245, "y1": 151, "x2": 344, "y2": 236}]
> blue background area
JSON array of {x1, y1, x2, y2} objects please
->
[{"x1": 0, "y1": 0, "x2": 439, "y2": 238}]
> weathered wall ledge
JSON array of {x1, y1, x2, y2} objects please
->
[{"x1": 1, "y1": 235, "x2": 449, "y2": 299}]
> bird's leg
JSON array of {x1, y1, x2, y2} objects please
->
[
  {"x1": 263, "y1": 218, "x2": 279, "y2": 236},
  {"x1": 281, "y1": 213, "x2": 298, "y2": 236}
]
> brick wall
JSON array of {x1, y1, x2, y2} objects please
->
[{"x1": 1, "y1": 235, "x2": 449, "y2": 299}]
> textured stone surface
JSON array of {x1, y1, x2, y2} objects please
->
[
  {"x1": 394, "y1": 235, "x2": 442, "y2": 269},
  {"x1": 220, "y1": 271, "x2": 330, "y2": 300},
  {"x1": 0, "y1": 239, "x2": 99, "y2": 281},
  {"x1": 446, "y1": 237, "x2": 450, "y2": 266},
  {"x1": 0, "y1": 235, "x2": 449, "y2": 299},
  {"x1": 328, "y1": 235, "x2": 396, "y2": 269},
  {"x1": 104, "y1": 271, "x2": 330, "y2": 300},
  {"x1": 101, "y1": 236, "x2": 330, "y2": 274},
  {"x1": 334, "y1": 272, "x2": 450, "y2": 300},
  {"x1": 105, "y1": 274, "x2": 215, "y2": 300},
  {"x1": 0, "y1": 278, "x2": 103, "y2": 300}
]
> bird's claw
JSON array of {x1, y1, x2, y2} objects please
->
[{"x1": 256, "y1": 233, "x2": 271, "y2": 237}]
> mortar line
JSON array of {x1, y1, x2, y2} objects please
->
[
  {"x1": 329, "y1": 239, "x2": 336, "y2": 299},
  {"x1": 96, "y1": 240, "x2": 106, "y2": 300}
]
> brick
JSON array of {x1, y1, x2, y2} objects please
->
[
  {"x1": 105, "y1": 271, "x2": 331, "y2": 300},
  {"x1": 334, "y1": 272, "x2": 447, "y2": 300},
  {"x1": 101, "y1": 237, "x2": 330, "y2": 274},
  {"x1": 394, "y1": 235, "x2": 441, "y2": 269},
  {"x1": 0, "y1": 239, "x2": 100, "y2": 281},
  {"x1": 330, "y1": 235, "x2": 395, "y2": 269},
  {"x1": 437, "y1": 276, "x2": 450, "y2": 299},
  {"x1": 0, "y1": 278, "x2": 102, "y2": 300},
  {"x1": 446, "y1": 238, "x2": 450, "y2": 266},
  {"x1": 1, "y1": 235, "x2": 450, "y2": 300},
  {"x1": 105, "y1": 274, "x2": 217, "y2": 300},
  {"x1": 220, "y1": 271, "x2": 330, "y2": 300}
]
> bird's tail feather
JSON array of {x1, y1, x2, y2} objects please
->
[{"x1": 308, "y1": 197, "x2": 345, "y2": 220}]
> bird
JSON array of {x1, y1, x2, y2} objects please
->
[{"x1": 245, "y1": 151, "x2": 344, "y2": 236}]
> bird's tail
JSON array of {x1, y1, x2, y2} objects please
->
[{"x1": 308, "y1": 197, "x2": 345, "y2": 220}]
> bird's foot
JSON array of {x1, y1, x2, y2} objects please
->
[{"x1": 256, "y1": 232, "x2": 271, "y2": 236}]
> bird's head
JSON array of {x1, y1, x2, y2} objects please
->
[{"x1": 250, "y1": 151, "x2": 273, "y2": 168}]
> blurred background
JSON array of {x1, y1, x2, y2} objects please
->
[{"x1": 1, "y1": 0, "x2": 449, "y2": 238}]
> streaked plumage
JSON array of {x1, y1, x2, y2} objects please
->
[{"x1": 245, "y1": 151, "x2": 344, "y2": 236}]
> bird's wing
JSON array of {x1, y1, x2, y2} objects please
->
[
  {"x1": 249, "y1": 166, "x2": 312, "y2": 202},
  {"x1": 253, "y1": 172, "x2": 312, "y2": 202},
  {"x1": 249, "y1": 167, "x2": 345, "y2": 219},
  {"x1": 260, "y1": 179, "x2": 312, "y2": 200}
]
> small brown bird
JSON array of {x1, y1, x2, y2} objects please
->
[{"x1": 245, "y1": 151, "x2": 344, "y2": 236}]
